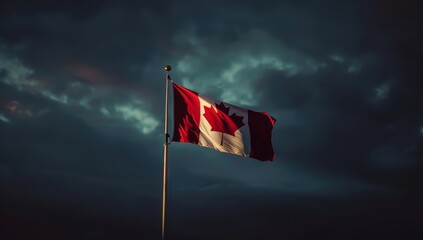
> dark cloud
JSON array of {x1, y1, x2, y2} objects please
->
[{"x1": 1, "y1": 0, "x2": 422, "y2": 239}]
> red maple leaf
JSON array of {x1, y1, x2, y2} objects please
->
[{"x1": 203, "y1": 102, "x2": 245, "y2": 145}]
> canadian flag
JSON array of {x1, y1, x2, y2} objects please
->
[{"x1": 172, "y1": 82, "x2": 276, "y2": 161}]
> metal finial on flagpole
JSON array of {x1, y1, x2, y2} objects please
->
[{"x1": 162, "y1": 65, "x2": 171, "y2": 240}]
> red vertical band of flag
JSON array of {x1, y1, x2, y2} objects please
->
[
  {"x1": 172, "y1": 83, "x2": 201, "y2": 144},
  {"x1": 248, "y1": 111, "x2": 276, "y2": 161}
]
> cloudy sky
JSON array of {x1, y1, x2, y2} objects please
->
[{"x1": 1, "y1": 0, "x2": 422, "y2": 239}]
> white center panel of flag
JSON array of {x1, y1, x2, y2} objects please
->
[{"x1": 197, "y1": 94, "x2": 250, "y2": 157}]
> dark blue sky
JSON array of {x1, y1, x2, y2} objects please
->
[{"x1": 1, "y1": 0, "x2": 422, "y2": 239}]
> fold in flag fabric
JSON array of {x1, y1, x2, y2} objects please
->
[{"x1": 172, "y1": 82, "x2": 276, "y2": 161}]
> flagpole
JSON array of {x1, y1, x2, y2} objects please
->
[{"x1": 162, "y1": 65, "x2": 171, "y2": 240}]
